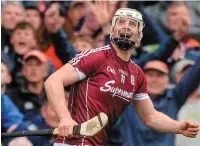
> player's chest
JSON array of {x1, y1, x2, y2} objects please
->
[
  {"x1": 92, "y1": 64, "x2": 137, "y2": 102},
  {"x1": 102, "y1": 65, "x2": 135, "y2": 86}
]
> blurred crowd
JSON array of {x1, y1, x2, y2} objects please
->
[{"x1": 1, "y1": 1, "x2": 200, "y2": 146}]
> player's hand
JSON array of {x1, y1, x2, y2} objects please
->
[
  {"x1": 180, "y1": 120, "x2": 199, "y2": 138},
  {"x1": 58, "y1": 117, "x2": 78, "y2": 138}
]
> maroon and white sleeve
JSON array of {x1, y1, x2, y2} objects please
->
[
  {"x1": 133, "y1": 68, "x2": 149, "y2": 100},
  {"x1": 68, "y1": 49, "x2": 104, "y2": 80}
]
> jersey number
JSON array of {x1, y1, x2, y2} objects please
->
[{"x1": 121, "y1": 74, "x2": 125, "y2": 84}]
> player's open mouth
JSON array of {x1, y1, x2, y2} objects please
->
[{"x1": 120, "y1": 33, "x2": 131, "y2": 39}]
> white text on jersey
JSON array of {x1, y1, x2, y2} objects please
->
[
  {"x1": 100, "y1": 80, "x2": 133, "y2": 99},
  {"x1": 107, "y1": 66, "x2": 116, "y2": 75}
]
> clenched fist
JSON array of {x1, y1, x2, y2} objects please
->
[
  {"x1": 58, "y1": 117, "x2": 78, "y2": 138},
  {"x1": 180, "y1": 121, "x2": 199, "y2": 138}
]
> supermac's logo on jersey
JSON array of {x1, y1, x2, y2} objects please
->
[
  {"x1": 107, "y1": 66, "x2": 116, "y2": 75},
  {"x1": 100, "y1": 80, "x2": 133, "y2": 99}
]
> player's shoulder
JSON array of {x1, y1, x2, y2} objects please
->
[
  {"x1": 76, "y1": 45, "x2": 111, "y2": 58},
  {"x1": 90, "y1": 45, "x2": 111, "y2": 56},
  {"x1": 69, "y1": 45, "x2": 111, "y2": 65},
  {"x1": 130, "y1": 60, "x2": 143, "y2": 71},
  {"x1": 130, "y1": 59, "x2": 145, "y2": 76},
  {"x1": 130, "y1": 60, "x2": 146, "y2": 86}
]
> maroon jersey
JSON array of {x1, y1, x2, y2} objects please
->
[{"x1": 55, "y1": 45, "x2": 149, "y2": 145}]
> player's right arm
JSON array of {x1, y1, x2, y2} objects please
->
[
  {"x1": 45, "y1": 47, "x2": 107, "y2": 137},
  {"x1": 44, "y1": 63, "x2": 80, "y2": 137}
]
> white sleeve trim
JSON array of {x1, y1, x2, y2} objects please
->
[
  {"x1": 133, "y1": 93, "x2": 149, "y2": 100},
  {"x1": 75, "y1": 67, "x2": 86, "y2": 80}
]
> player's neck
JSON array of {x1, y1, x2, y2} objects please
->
[{"x1": 112, "y1": 43, "x2": 132, "y2": 62}]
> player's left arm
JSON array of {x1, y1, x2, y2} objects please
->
[
  {"x1": 132, "y1": 67, "x2": 199, "y2": 138},
  {"x1": 132, "y1": 97, "x2": 199, "y2": 138}
]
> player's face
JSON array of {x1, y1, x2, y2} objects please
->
[
  {"x1": 145, "y1": 70, "x2": 169, "y2": 97},
  {"x1": 111, "y1": 17, "x2": 140, "y2": 44}
]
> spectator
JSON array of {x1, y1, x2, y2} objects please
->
[
  {"x1": 1, "y1": 1, "x2": 25, "y2": 31},
  {"x1": 23, "y1": 1, "x2": 50, "y2": 52},
  {"x1": 24, "y1": 2, "x2": 64, "y2": 70},
  {"x1": 172, "y1": 59, "x2": 195, "y2": 83},
  {"x1": 1, "y1": 53, "x2": 37, "y2": 146},
  {"x1": 9, "y1": 22, "x2": 38, "y2": 86},
  {"x1": 90, "y1": 1, "x2": 114, "y2": 47},
  {"x1": 1, "y1": 53, "x2": 13, "y2": 94},
  {"x1": 145, "y1": 1, "x2": 200, "y2": 37},
  {"x1": 1, "y1": 2, "x2": 25, "y2": 56},
  {"x1": 67, "y1": 1, "x2": 86, "y2": 29},
  {"x1": 11, "y1": 22, "x2": 37, "y2": 56},
  {"x1": 1, "y1": 93, "x2": 38, "y2": 146},
  {"x1": 1, "y1": 57, "x2": 21, "y2": 134},
  {"x1": 75, "y1": 2, "x2": 101, "y2": 36},
  {"x1": 25, "y1": 100, "x2": 60, "y2": 146},
  {"x1": 176, "y1": 90, "x2": 200, "y2": 146},
  {"x1": 24, "y1": 1, "x2": 42, "y2": 30},
  {"x1": 7, "y1": 50, "x2": 48, "y2": 116},
  {"x1": 184, "y1": 1, "x2": 200, "y2": 39},
  {"x1": 92, "y1": 29, "x2": 107, "y2": 48},
  {"x1": 2, "y1": 53, "x2": 58, "y2": 146},
  {"x1": 166, "y1": 2, "x2": 200, "y2": 63},
  {"x1": 44, "y1": 3, "x2": 78, "y2": 64},
  {"x1": 40, "y1": 100, "x2": 60, "y2": 129},
  {"x1": 43, "y1": 2, "x2": 107, "y2": 66},
  {"x1": 43, "y1": 2, "x2": 116, "y2": 65},
  {"x1": 132, "y1": 2, "x2": 200, "y2": 72},
  {"x1": 132, "y1": 2, "x2": 200, "y2": 77},
  {"x1": 71, "y1": 35, "x2": 93, "y2": 53},
  {"x1": 173, "y1": 60, "x2": 200, "y2": 146},
  {"x1": 130, "y1": 2, "x2": 200, "y2": 68},
  {"x1": 8, "y1": 137, "x2": 33, "y2": 146},
  {"x1": 109, "y1": 59, "x2": 200, "y2": 146}
]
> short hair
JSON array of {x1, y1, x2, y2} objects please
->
[
  {"x1": 12, "y1": 22, "x2": 37, "y2": 41},
  {"x1": 2, "y1": 1, "x2": 25, "y2": 13},
  {"x1": 167, "y1": 2, "x2": 190, "y2": 11}
]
